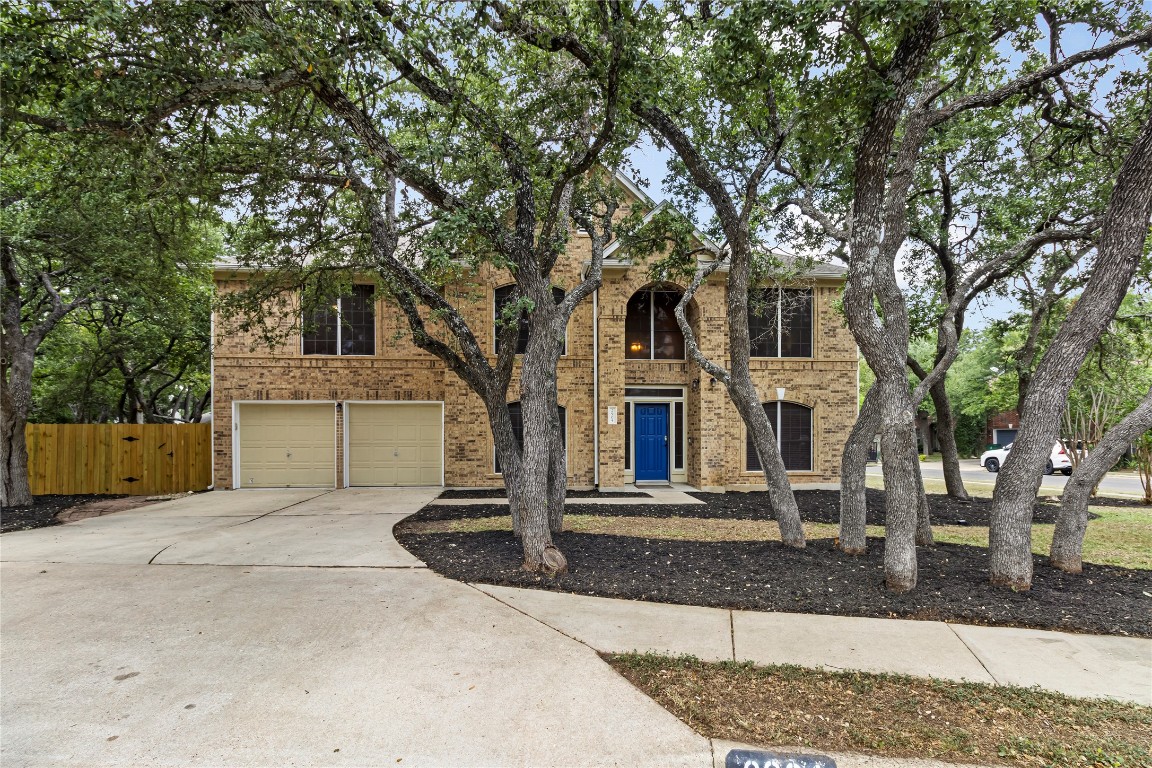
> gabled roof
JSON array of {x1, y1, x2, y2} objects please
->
[{"x1": 596, "y1": 173, "x2": 845, "y2": 281}]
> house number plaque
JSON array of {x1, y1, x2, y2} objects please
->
[{"x1": 725, "y1": 750, "x2": 836, "y2": 768}]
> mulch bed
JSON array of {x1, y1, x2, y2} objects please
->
[
  {"x1": 397, "y1": 490, "x2": 1152, "y2": 637},
  {"x1": 0, "y1": 494, "x2": 127, "y2": 533},
  {"x1": 438, "y1": 489, "x2": 649, "y2": 499}
]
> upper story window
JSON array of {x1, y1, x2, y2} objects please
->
[
  {"x1": 495, "y1": 402, "x2": 567, "y2": 473},
  {"x1": 749, "y1": 287, "x2": 813, "y2": 358},
  {"x1": 746, "y1": 401, "x2": 813, "y2": 472},
  {"x1": 494, "y1": 285, "x2": 567, "y2": 355},
  {"x1": 625, "y1": 287, "x2": 685, "y2": 360},
  {"x1": 302, "y1": 285, "x2": 375, "y2": 356}
]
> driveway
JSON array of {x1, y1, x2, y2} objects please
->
[
  {"x1": 869, "y1": 459, "x2": 1146, "y2": 499},
  {"x1": 1, "y1": 489, "x2": 709, "y2": 767}
]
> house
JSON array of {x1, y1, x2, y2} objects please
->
[{"x1": 210, "y1": 176, "x2": 858, "y2": 492}]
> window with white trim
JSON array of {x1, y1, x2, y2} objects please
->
[
  {"x1": 303, "y1": 285, "x2": 375, "y2": 355},
  {"x1": 625, "y1": 287, "x2": 685, "y2": 360},
  {"x1": 749, "y1": 287, "x2": 813, "y2": 357}
]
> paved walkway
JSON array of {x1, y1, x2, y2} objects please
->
[
  {"x1": 3, "y1": 489, "x2": 1148, "y2": 768},
  {"x1": 430, "y1": 485, "x2": 705, "y2": 506},
  {"x1": 475, "y1": 585, "x2": 1151, "y2": 706}
]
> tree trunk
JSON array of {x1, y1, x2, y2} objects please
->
[
  {"x1": 0, "y1": 351, "x2": 35, "y2": 507},
  {"x1": 731, "y1": 379, "x2": 806, "y2": 548},
  {"x1": 1051, "y1": 387, "x2": 1152, "y2": 573},
  {"x1": 929, "y1": 377, "x2": 969, "y2": 500},
  {"x1": 839, "y1": 385, "x2": 880, "y2": 554},
  {"x1": 989, "y1": 116, "x2": 1152, "y2": 589},
  {"x1": 484, "y1": 393, "x2": 524, "y2": 537},
  {"x1": 914, "y1": 458, "x2": 934, "y2": 547},
  {"x1": 513, "y1": 298, "x2": 567, "y2": 574},
  {"x1": 547, "y1": 395, "x2": 567, "y2": 535},
  {"x1": 876, "y1": 377, "x2": 922, "y2": 592},
  {"x1": 725, "y1": 236, "x2": 805, "y2": 548}
]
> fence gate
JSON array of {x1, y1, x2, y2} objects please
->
[{"x1": 25, "y1": 423, "x2": 213, "y2": 496}]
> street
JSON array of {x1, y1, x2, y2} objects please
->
[{"x1": 867, "y1": 459, "x2": 1146, "y2": 499}]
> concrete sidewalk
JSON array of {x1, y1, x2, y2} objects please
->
[{"x1": 473, "y1": 584, "x2": 1152, "y2": 706}]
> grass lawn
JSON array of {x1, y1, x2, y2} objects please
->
[{"x1": 607, "y1": 653, "x2": 1152, "y2": 767}]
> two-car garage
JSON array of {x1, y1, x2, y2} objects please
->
[{"x1": 234, "y1": 402, "x2": 443, "y2": 488}]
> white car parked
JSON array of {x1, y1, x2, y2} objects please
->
[{"x1": 980, "y1": 441, "x2": 1073, "y2": 476}]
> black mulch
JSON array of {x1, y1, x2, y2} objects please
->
[
  {"x1": 0, "y1": 494, "x2": 125, "y2": 534},
  {"x1": 438, "y1": 489, "x2": 649, "y2": 499},
  {"x1": 397, "y1": 527, "x2": 1152, "y2": 637}
]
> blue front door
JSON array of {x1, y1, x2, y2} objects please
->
[{"x1": 635, "y1": 404, "x2": 669, "y2": 481}]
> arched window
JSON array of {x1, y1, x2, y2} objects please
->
[
  {"x1": 495, "y1": 402, "x2": 567, "y2": 473},
  {"x1": 748, "y1": 287, "x2": 813, "y2": 357},
  {"x1": 625, "y1": 287, "x2": 685, "y2": 360},
  {"x1": 746, "y1": 401, "x2": 812, "y2": 472},
  {"x1": 494, "y1": 285, "x2": 566, "y2": 355}
]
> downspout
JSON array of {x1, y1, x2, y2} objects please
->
[
  {"x1": 208, "y1": 301, "x2": 216, "y2": 490},
  {"x1": 592, "y1": 286, "x2": 600, "y2": 488}
]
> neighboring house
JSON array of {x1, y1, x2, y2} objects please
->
[
  {"x1": 210, "y1": 176, "x2": 858, "y2": 492},
  {"x1": 986, "y1": 410, "x2": 1021, "y2": 448}
]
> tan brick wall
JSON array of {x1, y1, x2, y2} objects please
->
[{"x1": 212, "y1": 241, "x2": 857, "y2": 490}]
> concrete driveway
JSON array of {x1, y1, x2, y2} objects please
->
[{"x1": 1, "y1": 489, "x2": 709, "y2": 767}]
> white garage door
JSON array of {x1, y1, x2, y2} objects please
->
[
  {"x1": 347, "y1": 403, "x2": 443, "y2": 486},
  {"x1": 237, "y1": 403, "x2": 335, "y2": 488}
]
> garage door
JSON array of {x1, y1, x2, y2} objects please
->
[
  {"x1": 347, "y1": 403, "x2": 442, "y2": 486},
  {"x1": 237, "y1": 403, "x2": 335, "y2": 488}
]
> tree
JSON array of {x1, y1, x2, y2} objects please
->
[
  {"x1": 32, "y1": 261, "x2": 213, "y2": 424},
  {"x1": 5, "y1": 1, "x2": 641, "y2": 570},
  {"x1": 493, "y1": 1, "x2": 823, "y2": 548},
  {"x1": 988, "y1": 114, "x2": 1152, "y2": 588},
  {"x1": 1052, "y1": 385, "x2": 1152, "y2": 572},
  {"x1": 775, "y1": 3, "x2": 1150, "y2": 590},
  {"x1": 0, "y1": 121, "x2": 211, "y2": 505}
]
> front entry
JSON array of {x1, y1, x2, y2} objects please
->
[{"x1": 634, "y1": 403, "x2": 670, "y2": 481}]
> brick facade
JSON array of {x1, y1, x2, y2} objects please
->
[{"x1": 212, "y1": 194, "x2": 859, "y2": 491}]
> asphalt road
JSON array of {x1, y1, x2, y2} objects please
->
[{"x1": 867, "y1": 459, "x2": 1146, "y2": 499}]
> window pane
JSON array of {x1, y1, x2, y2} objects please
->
[
  {"x1": 302, "y1": 302, "x2": 338, "y2": 356},
  {"x1": 341, "y1": 285, "x2": 375, "y2": 355},
  {"x1": 625, "y1": 291, "x2": 651, "y2": 359},
  {"x1": 494, "y1": 285, "x2": 529, "y2": 355},
  {"x1": 652, "y1": 291, "x2": 684, "y2": 359},
  {"x1": 747, "y1": 403, "x2": 781, "y2": 472},
  {"x1": 748, "y1": 287, "x2": 780, "y2": 358},
  {"x1": 495, "y1": 286, "x2": 566, "y2": 355},
  {"x1": 780, "y1": 289, "x2": 812, "y2": 358},
  {"x1": 495, "y1": 402, "x2": 524, "y2": 474},
  {"x1": 674, "y1": 401, "x2": 683, "y2": 470},
  {"x1": 779, "y1": 402, "x2": 813, "y2": 471},
  {"x1": 495, "y1": 402, "x2": 565, "y2": 473}
]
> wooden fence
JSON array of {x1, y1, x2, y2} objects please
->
[{"x1": 26, "y1": 423, "x2": 213, "y2": 496}]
